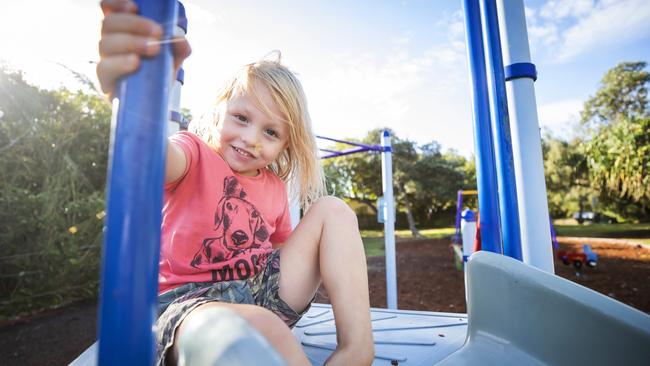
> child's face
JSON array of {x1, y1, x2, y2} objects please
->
[{"x1": 216, "y1": 84, "x2": 289, "y2": 176}]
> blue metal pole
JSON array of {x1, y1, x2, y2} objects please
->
[
  {"x1": 97, "y1": 1, "x2": 176, "y2": 365},
  {"x1": 481, "y1": 0, "x2": 522, "y2": 261},
  {"x1": 320, "y1": 146, "x2": 377, "y2": 159},
  {"x1": 316, "y1": 135, "x2": 384, "y2": 151},
  {"x1": 461, "y1": 0, "x2": 502, "y2": 254}
]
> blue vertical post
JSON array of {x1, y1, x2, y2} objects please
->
[
  {"x1": 461, "y1": 0, "x2": 503, "y2": 254},
  {"x1": 481, "y1": 0, "x2": 522, "y2": 261},
  {"x1": 97, "y1": 1, "x2": 176, "y2": 365}
]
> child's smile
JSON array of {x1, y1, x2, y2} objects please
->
[{"x1": 232, "y1": 145, "x2": 256, "y2": 159}]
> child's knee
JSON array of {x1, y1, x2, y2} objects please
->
[
  {"x1": 242, "y1": 306, "x2": 291, "y2": 342},
  {"x1": 312, "y1": 196, "x2": 357, "y2": 223},
  {"x1": 177, "y1": 305, "x2": 286, "y2": 366}
]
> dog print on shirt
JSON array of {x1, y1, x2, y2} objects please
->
[{"x1": 190, "y1": 176, "x2": 270, "y2": 279}]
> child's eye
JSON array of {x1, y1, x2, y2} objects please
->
[
  {"x1": 265, "y1": 129, "x2": 278, "y2": 138},
  {"x1": 233, "y1": 114, "x2": 248, "y2": 123}
]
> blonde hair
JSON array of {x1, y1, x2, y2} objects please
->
[{"x1": 193, "y1": 57, "x2": 325, "y2": 210}]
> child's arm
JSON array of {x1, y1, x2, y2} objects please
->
[
  {"x1": 166, "y1": 142, "x2": 187, "y2": 183},
  {"x1": 98, "y1": 0, "x2": 191, "y2": 183}
]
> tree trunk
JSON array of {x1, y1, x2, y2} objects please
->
[
  {"x1": 394, "y1": 181, "x2": 422, "y2": 238},
  {"x1": 578, "y1": 195, "x2": 585, "y2": 225},
  {"x1": 402, "y1": 196, "x2": 422, "y2": 238},
  {"x1": 349, "y1": 197, "x2": 378, "y2": 215}
]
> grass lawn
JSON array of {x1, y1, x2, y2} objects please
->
[
  {"x1": 553, "y1": 223, "x2": 650, "y2": 245},
  {"x1": 362, "y1": 223, "x2": 650, "y2": 257},
  {"x1": 361, "y1": 227, "x2": 455, "y2": 257}
]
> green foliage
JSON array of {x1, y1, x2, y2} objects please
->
[
  {"x1": 585, "y1": 116, "x2": 650, "y2": 219},
  {"x1": 322, "y1": 131, "x2": 384, "y2": 213},
  {"x1": 581, "y1": 61, "x2": 649, "y2": 128},
  {"x1": 544, "y1": 61, "x2": 650, "y2": 222},
  {"x1": 0, "y1": 67, "x2": 111, "y2": 318},
  {"x1": 409, "y1": 145, "x2": 467, "y2": 215},
  {"x1": 542, "y1": 133, "x2": 591, "y2": 218},
  {"x1": 553, "y1": 223, "x2": 650, "y2": 240},
  {"x1": 323, "y1": 129, "x2": 473, "y2": 230},
  {"x1": 580, "y1": 61, "x2": 650, "y2": 221}
]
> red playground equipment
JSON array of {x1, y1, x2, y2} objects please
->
[{"x1": 551, "y1": 222, "x2": 598, "y2": 273}]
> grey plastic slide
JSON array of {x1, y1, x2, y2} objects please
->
[{"x1": 438, "y1": 251, "x2": 650, "y2": 365}]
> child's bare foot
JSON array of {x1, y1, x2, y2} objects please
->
[{"x1": 324, "y1": 343, "x2": 374, "y2": 366}]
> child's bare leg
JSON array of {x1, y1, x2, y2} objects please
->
[
  {"x1": 171, "y1": 302, "x2": 310, "y2": 366},
  {"x1": 279, "y1": 196, "x2": 374, "y2": 365}
]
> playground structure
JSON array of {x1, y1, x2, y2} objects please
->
[
  {"x1": 452, "y1": 191, "x2": 600, "y2": 274},
  {"x1": 313, "y1": 134, "x2": 398, "y2": 310},
  {"x1": 71, "y1": 0, "x2": 650, "y2": 365},
  {"x1": 557, "y1": 244, "x2": 598, "y2": 270},
  {"x1": 550, "y1": 223, "x2": 599, "y2": 273},
  {"x1": 451, "y1": 190, "x2": 478, "y2": 263},
  {"x1": 451, "y1": 190, "x2": 478, "y2": 281}
]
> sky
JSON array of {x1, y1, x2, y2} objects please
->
[{"x1": 0, "y1": 0, "x2": 649, "y2": 157}]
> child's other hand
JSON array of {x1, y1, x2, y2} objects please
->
[{"x1": 97, "y1": 0, "x2": 191, "y2": 98}]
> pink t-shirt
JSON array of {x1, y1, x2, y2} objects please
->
[{"x1": 158, "y1": 132, "x2": 292, "y2": 294}]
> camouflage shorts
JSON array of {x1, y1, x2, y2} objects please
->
[{"x1": 155, "y1": 250, "x2": 310, "y2": 366}]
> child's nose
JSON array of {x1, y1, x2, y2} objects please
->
[{"x1": 241, "y1": 128, "x2": 259, "y2": 146}]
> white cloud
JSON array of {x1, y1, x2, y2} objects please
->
[
  {"x1": 436, "y1": 9, "x2": 466, "y2": 41},
  {"x1": 528, "y1": 0, "x2": 650, "y2": 62},
  {"x1": 183, "y1": 1, "x2": 221, "y2": 25},
  {"x1": 389, "y1": 31, "x2": 412, "y2": 46},
  {"x1": 537, "y1": 99, "x2": 583, "y2": 137},
  {"x1": 557, "y1": 0, "x2": 650, "y2": 61},
  {"x1": 296, "y1": 9, "x2": 474, "y2": 155},
  {"x1": 524, "y1": 6, "x2": 537, "y2": 21},
  {"x1": 540, "y1": 0, "x2": 594, "y2": 20},
  {"x1": 528, "y1": 23, "x2": 559, "y2": 47}
]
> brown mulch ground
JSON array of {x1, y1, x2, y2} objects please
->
[
  {"x1": 358, "y1": 238, "x2": 650, "y2": 313},
  {"x1": 1, "y1": 238, "x2": 649, "y2": 365}
]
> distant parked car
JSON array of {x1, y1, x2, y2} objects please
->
[{"x1": 572, "y1": 211, "x2": 617, "y2": 224}]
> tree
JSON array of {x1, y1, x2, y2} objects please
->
[
  {"x1": 541, "y1": 132, "x2": 590, "y2": 219},
  {"x1": 585, "y1": 116, "x2": 649, "y2": 220},
  {"x1": 580, "y1": 62, "x2": 650, "y2": 221},
  {"x1": 322, "y1": 129, "x2": 470, "y2": 235},
  {"x1": 0, "y1": 66, "x2": 112, "y2": 317},
  {"x1": 322, "y1": 139, "x2": 382, "y2": 214},
  {"x1": 397, "y1": 141, "x2": 466, "y2": 235},
  {"x1": 581, "y1": 62, "x2": 649, "y2": 128}
]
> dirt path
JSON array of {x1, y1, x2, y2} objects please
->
[{"x1": 2, "y1": 238, "x2": 649, "y2": 365}]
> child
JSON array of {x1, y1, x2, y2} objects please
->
[{"x1": 98, "y1": 1, "x2": 374, "y2": 365}]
